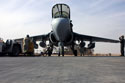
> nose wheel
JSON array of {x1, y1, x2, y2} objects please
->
[{"x1": 58, "y1": 42, "x2": 64, "y2": 56}]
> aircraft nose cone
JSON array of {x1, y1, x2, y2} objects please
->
[{"x1": 52, "y1": 18, "x2": 70, "y2": 42}]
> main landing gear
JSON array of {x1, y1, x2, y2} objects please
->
[
  {"x1": 57, "y1": 42, "x2": 78, "y2": 57},
  {"x1": 71, "y1": 44, "x2": 77, "y2": 56}
]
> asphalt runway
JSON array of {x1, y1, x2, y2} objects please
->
[{"x1": 0, "y1": 56, "x2": 125, "y2": 83}]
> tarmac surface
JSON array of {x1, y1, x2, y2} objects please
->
[{"x1": 0, "y1": 56, "x2": 125, "y2": 83}]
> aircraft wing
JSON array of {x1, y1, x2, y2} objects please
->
[
  {"x1": 31, "y1": 33, "x2": 50, "y2": 41},
  {"x1": 73, "y1": 32, "x2": 119, "y2": 43},
  {"x1": 14, "y1": 33, "x2": 50, "y2": 42}
]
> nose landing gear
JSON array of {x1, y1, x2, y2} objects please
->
[{"x1": 58, "y1": 42, "x2": 64, "y2": 56}]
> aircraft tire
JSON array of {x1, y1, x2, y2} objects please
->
[
  {"x1": 74, "y1": 50, "x2": 77, "y2": 56},
  {"x1": 58, "y1": 52, "x2": 60, "y2": 57},
  {"x1": 60, "y1": 45, "x2": 64, "y2": 56}
]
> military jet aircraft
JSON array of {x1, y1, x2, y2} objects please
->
[{"x1": 16, "y1": 3, "x2": 119, "y2": 56}]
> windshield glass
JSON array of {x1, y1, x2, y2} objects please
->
[{"x1": 52, "y1": 4, "x2": 70, "y2": 18}]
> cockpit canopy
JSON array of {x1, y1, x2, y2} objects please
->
[{"x1": 52, "y1": 4, "x2": 70, "y2": 19}]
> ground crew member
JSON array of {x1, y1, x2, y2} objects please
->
[
  {"x1": 47, "y1": 46, "x2": 53, "y2": 56},
  {"x1": 23, "y1": 35, "x2": 34, "y2": 55},
  {"x1": 27, "y1": 39, "x2": 34, "y2": 56},
  {"x1": 119, "y1": 35, "x2": 125, "y2": 56},
  {"x1": 47, "y1": 44, "x2": 53, "y2": 56},
  {"x1": 23, "y1": 35, "x2": 30, "y2": 53},
  {"x1": 79, "y1": 47, "x2": 86, "y2": 56},
  {"x1": 42, "y1": 48, "x2": 48, "y2": 56}
]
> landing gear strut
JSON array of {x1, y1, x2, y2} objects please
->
[
  {"x1": 71, "y1": 44, "x2": 77, "y2": 56},
  {"x1": 58, "y1": 42, "x2": 64, "y2": 56}
]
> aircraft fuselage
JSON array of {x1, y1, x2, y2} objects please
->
[{"x1": 51, "y1": 18, "x2": 73, "y2": 44}]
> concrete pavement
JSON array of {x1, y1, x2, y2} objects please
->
[{"x1": 0, "y1": 56, "x2": 125, "y2": 83}]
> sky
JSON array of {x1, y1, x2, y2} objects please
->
[{"x1": 0, "y1": 0, "x2": 125, "y2": 54}]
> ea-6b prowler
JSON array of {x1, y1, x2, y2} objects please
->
[{"x1": 15, "y1": 3, "x2": 119, "y2": 56}]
